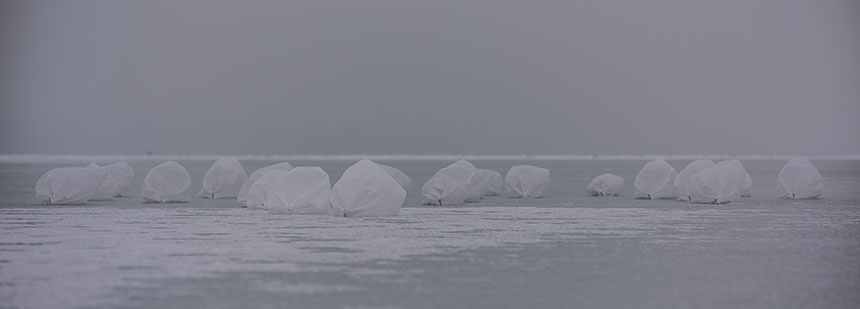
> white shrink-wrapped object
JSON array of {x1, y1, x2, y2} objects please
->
[
  {"x1": 244, "y1": 171, "x2": 283, "y2": 210},
  {"x1": 453, "y1": 159, "x2": 484, "y2": 201},
  {"x1": 35, "y1": 167, "x2": 106, "y2": 205},
  {"x1": 421, "y1": 163, "x2": 478, "y2": 205},
  {"x1": 777, "y1": 158, "x2": 824, "y2": 199},
  {"x1": 87, "y1": 161, "x2": 135, "y2": 200},
  {"x1": 717, "y1": 160, "x2": 753, "y2": 197},
  {"x1": 505, "y1": 165, "x2": 551, "y2": 198},
  {"x1": 237, "y1": 162, "x2": 293, "y2": 207},
  {"x1": 87, "y1": 163, "x2": 113, "y2": 200},
  {"x1": 378, "y1": 164, "x2": 413, "y2": 191},
  {"x1": 633, "y1": 159, "x2": 677, "y2": 199},
  {"x1": 453, "y1": 159, "x2": 478, "y2": 170},
  {"x1": 141, "y1": 161, "x2": 192, "y2": 203},
  {"x1": 674, "y1": 159, "x2": 716, "y2": 201},
  {"x1": 105, "y1": 161, "x2": 134, "y2": 197},
  {"x1": 198, "y1": 158, "x2": 248, "y2": 199},
  {"x1": 256, "y1": 167, "x2": 331, "y2": 214},
  {"x1": 331, "y1": 160, "x2": 405, "y2": 217},
  {"x1": 687, "y1": 164, "x2": 744, "y2": 204},
  {"x1": 586, "y1": 173, "x2": 624, "y2": 196},
  {"x1": 477, "y1": 169, "x2": 504, "y2": 196}
]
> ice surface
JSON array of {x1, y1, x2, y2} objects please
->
[
  {"x1": 5, "y1": 153, "x2": 860, "y2": 164},
  {"x1": 3, "y1": 159, "x2": 860, "y2": 309}
]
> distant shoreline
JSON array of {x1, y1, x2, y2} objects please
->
[{"x1": 2, "y1": 154, "x2": 859, "y2": 163}]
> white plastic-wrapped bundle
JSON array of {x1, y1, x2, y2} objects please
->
[
  {"x1": 717, "y1": 160, "x2": 753, "y2": 197},
  {"x1": 378, "y1": 164, "x2": 413, "y2": 191},
  {"x1": 453, "y1": 159, "x2": 484, "y2": 201},
  {"x1": 198, "y1": 158, "x2": 248, "y2": 199},
  {"x1": 421, "y1": 163, "x2": 478, "y2": 205},
  {"x1": 141, "y1": 161, "x2": 192, "y2": 203},
  {"x1": 586, "y1": 173, "x2": 624, "y2": 196},
  {"x1": 674, "y1": 159, "x2": 716, "y2": 201},
  {"x1": 687, "y1": 164, "x2": 745, "y2": 204},
  {"x1": 633, "y1": 159, "x2": 677, "y2": 199},
  {"x1": 245, "y1": 171, "x2": 280, "y2": 210},
  {"x1": 251, "y1": 167, "x2": 331, "y2": 214},
  {"x1": 35, "y1": 167, "x2": 106, "y2": 205},
  {"x1": 453, "y1": 159, "x2": 478, "y2": 170},
  {"x1": 776, "y1": 158, "x2": 823, "y2": 199},
  {"x1": 505, "y1": 165, "x2": 551, "y2": 198},
  {"x1": 237, "y1": 162, "x2": 293, "y2": 207},
  {"x1": 87, "y1": 161, "x2": 134, "y2": 200},
  {"x1": 477, "y1": 169, "x2": 504, "y2": 196},
  {"x1": 331, "y1": 159, "x2": 406, "y2": 217}
]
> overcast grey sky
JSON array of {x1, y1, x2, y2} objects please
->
[{"x1": 1, "y1": 0, "x2": 858, "y2": 156}]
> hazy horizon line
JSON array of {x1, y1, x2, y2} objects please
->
[{"x1": 2, "y1": 153, "x2": 859, "y2": 163}]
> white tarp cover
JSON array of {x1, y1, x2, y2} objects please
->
[
  {"x1": 453, "y1": 159, "x2": 478, "y2": 170},
  {"x1": 87, "y1": 161, "x2": 134, "y2": 200},
  {"x1": 35, "y1": 167, "x2": 106, "y2": 205},
  {"x1": 674, "y1": 159, "x2": 716, "y2": 201},
  {"x1": 717, "y1": 160, "x2": 753, "y2": 197},
  {"x1": 777, "y1": 157, "x2": 824, "y2": 199},
  {"x1": 687, "y1": 164, "x2": 744, "y2": 204},
  {"x1": 244, "y1": 171, "x2": 282, "y2": 210},
  {"x1": 198, "y1": 158, "x2": 248, "y2": 199},
  {"x1": 250, "y1": 167, "x2": 331, "y2": 214},
  {"x1": 453, "y1": 159, "x2": 484, "y2": 201},
  {"x1": 477, "y1": 169, "x2": 504, "y2": 196},
  {"x1": 421, "y1": 163, "x2": 478, "y2": 205},
  {"x1": 633, "y1": 159, "x2": 677, "y2": 199},
  {"x1": 141, "y1": 161, "x2": 191, "y2": 203},
  {"x1": 237, "y1": 162, "x2": 293, "y2": 207},
  {"x1": 505, "y1": 165, "x2": 551, "y2": 198},
  {"x1": 378, "y1": 164, "x2": 413, "y2": 191},
  {"x1": 586, "y1": 173, "x2": 624, "y2": 196},
  {"x1": 331, "y1": 160, "x2": 406, "y2": 217}
]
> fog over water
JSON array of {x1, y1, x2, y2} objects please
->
[{"x1": 1, "y1": 0, "x2": 859, "y2": 156}]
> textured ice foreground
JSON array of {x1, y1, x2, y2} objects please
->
[{"x1": 2, "y1": 159, "x2": 859, "y2": 308}]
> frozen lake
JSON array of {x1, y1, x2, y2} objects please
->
[{"x1": 1, "y1": 159, "x2": 859, "y2": 308}]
